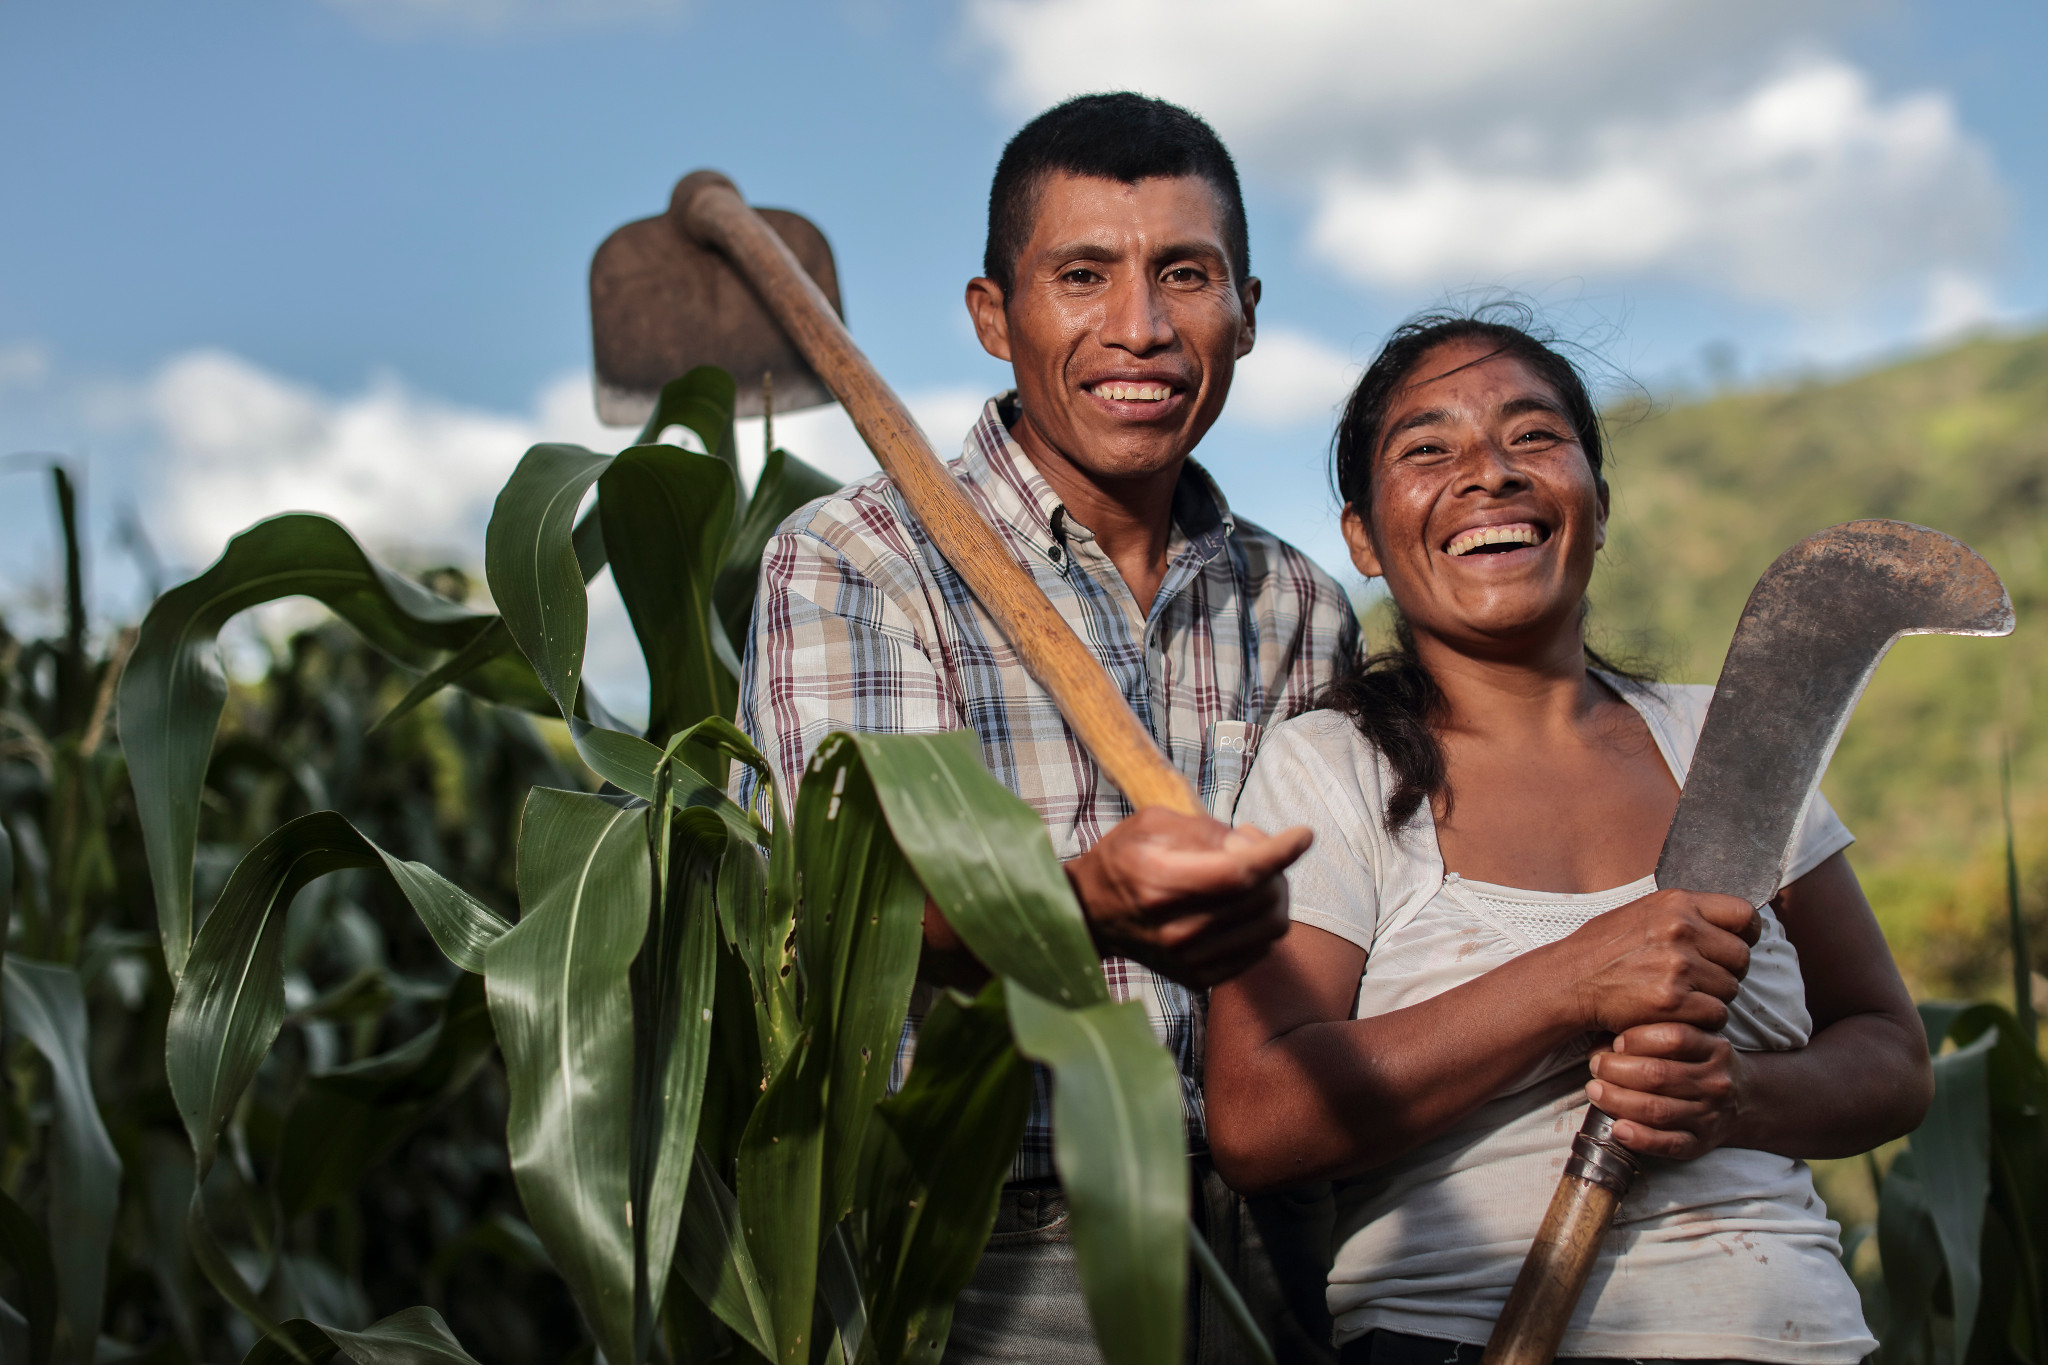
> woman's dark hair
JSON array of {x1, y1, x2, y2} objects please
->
[{"x1": 1322, "y1": 305, "x2": 1647, "y2": 833}]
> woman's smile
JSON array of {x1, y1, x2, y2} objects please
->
[{"x1": 1442, "y1": 519, "x2": 1551, "y2": 560}]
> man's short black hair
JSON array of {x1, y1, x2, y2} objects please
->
[{"x1": 983, "y1": 92, "x2": 1250, "y2": 297}]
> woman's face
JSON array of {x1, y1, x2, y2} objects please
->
[{"x1": 1343, "y1": 337, "x2": 1607, "y2": 657}]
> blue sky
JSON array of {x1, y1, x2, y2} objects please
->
[{"x1": 3, "y1": 0, "x2": 2043, "y2": 714}]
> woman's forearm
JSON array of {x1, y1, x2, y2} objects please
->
[
  {"x1": 1727, "y1": 1010, "x2": 1932, "y2": 1158},
  {"x1": 1210, "y1": 946, "x2": 1588, "y2": 1193},
  {"x1": 1212, "y1": 888, "x2": 1765, "y2": 1192}
]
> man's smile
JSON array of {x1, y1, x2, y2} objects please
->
[
  {"x1": 1081, "y1": 372, "x2": 1189, "y2": 418},
  {"x1": 1090, "y1": 381, "x2": 1174, "y2": 401}
]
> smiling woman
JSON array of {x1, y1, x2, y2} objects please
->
[{"x1": 1203, "y1": 311, "x2": 1934, "y2": 1365}]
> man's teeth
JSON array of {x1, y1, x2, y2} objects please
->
[
  {"x1": 1094, "y1": 382, "x2": 1172, "y2": 402},
  {"x1": 1447, "y1": 525, "x2": 1542, "y2": 556}
]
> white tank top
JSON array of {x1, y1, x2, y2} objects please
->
[{"x1": 1231, "y1": 681, "x2": 1874, "y2": 1363}]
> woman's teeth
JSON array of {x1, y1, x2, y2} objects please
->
[
  {"x1": 1447, "y1": 525, "x2": 1543, "y2": 557},
  {"x1": 1093, "y1": 382, "x2": 1172, "y2": 402}
]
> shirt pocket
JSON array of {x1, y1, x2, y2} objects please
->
[{"x1": 1201, "y1": 719, "x2": 1267, "y2": 821}]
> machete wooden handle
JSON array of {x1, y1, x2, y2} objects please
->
[
  {"x1": 1483, "y1": 1106, "x2": 1641, "y2": 1365},
  {"x1": 672, "y1": 170, "x2": 1204, "y2": 818}
]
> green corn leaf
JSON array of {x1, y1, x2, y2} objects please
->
[
  {"x1": 1, "y1": 958, "x2": 120, "y2": 1364},
  {"x1": 485, "y1": 787, "x2": 648, "y2": 1365},
  {"x1": 820, "y1": 728, "x2": 1187, "y2": 1365},
  {"x1": 167, "y1": 810, "x2": 507, "y2": 1179},
  {"x1": 237, "y1": 1306, "x2": 481, "y2": 1365},
  {"x1": 373, "y1": 504, "x2": 612, "y2": 733},
  {"x1": 635, "y1": 367, "x2": 743, "y2": 500},
  {"x1": 484, "y1": 443, "x2": 614, "y2": 721},
  {"x1": 570, "y1": 719, "x2": 669, "y2": 800},
  {"x1": 239, "y1": 1319, "x2": 340, "y2": 1365},
  {"x1": 659, "y1": 1261, "x2": 742, "y2": 1365},
  {"x1": 674, "y1": 1149, "x2": 776, "y2": 1357},
  {"x1": 838, "y1": 729, "x2": 1106, "y2": 1007},
  {"x1": 1917, "y1": 1025, "x2": 1997, "y2": 1363},
  {"x1": 598, "y1": 444, "x2": 740, "y2": 771},
  {"x1": 715, "y1": 446, "x2": 841, "y2": 650},
  {"x1": 714, "y1": 822, "x2": 797, "y2": 1088},
  {"x1": 700, "y1": 922, "x2": 770, "y2": 1178},
  {"x1": 0, "y1": 1188, "x2": 58, "y2": 1365},
  {"x1": 630, "y1": 780, "x2": 725, "y2": 1360},
  {"x1": 819, "y1": 1223, "x2": 867, "y2": 1363},
  {"x1": 1006, "y1": 984, "x2": 1186, "y2": 1365},
  {"x1": 1877, "y1": 1147, "x2": 1941, "y2": 1365},
  {"x1": 789, "y1": 736, "x2": 927, "y2": 1226},
  {"x1": 568, "y1": 719, "x2": 767, "y2": 857},
  {"x1": 185, "y1": 1192, "x2": 292, "y2": 1352},
  {"x1": 275, "y1": 973, "x2": 496, "y2": 1218},
  {"x1": 737, "y1": 1028, "x2": 829, "y2": 1364},
  {"x1": 853, "y1": 981, "x2": 1032, "y2": 1365},
  {"x1": 0, "y1": 822, "x2": 12, "y2": 970},
  {"x1": 373, "y1": 620, "x2": 531, "y2": 735},
  {"x1": 118, "y1": 512, "x2": 501, "y2": 978}
]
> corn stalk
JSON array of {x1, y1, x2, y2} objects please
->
[{"x1": 107, "y1": 369, "x2": 1217, "y2": 1364}]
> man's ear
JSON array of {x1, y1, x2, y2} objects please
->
[
  {"x1": 1341, "y1": 503, "x2": 1384, "y2": 578},
  {"x1": 966, "y1": 277, "x2": 1012, "y2": 362},
  {"x1": 1236, "y1": 276, "x2": 1260, "y2": 360}
]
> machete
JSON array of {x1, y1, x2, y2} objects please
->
[{"x1": 1483, "y1": 519, "x2": 2014, "y2": 1365}]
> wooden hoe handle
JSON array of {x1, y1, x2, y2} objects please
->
[
  {"x1": 673, "y1": 171, "x2": 1204, "y2": 817},
  {"x1": 1482, "y1": 1107, "x2": 1641, "y2": 1365}
]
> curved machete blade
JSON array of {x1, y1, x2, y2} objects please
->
[{"x1": 1656, "y1": 519, "x2": 2013, "y2": 907}]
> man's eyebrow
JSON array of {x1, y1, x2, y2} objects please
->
[
  {"x1": 1039, "y1": 240, "x2": 1231, "y2": 265},
  {"x1": 1042, "y1": 241, "x2": 1119, "y2": 263},
  {"x1": 1151, "y1": 240, "x2": 1229, "y2": 263}
]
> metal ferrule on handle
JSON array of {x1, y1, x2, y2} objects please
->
[{"x1": 1481, "y1": 1108, "x2": 1640, "y2": 1365}]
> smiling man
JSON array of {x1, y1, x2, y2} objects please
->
[{"x1": 737, "y1": 93, "x2": 1355, "y2": 1363}]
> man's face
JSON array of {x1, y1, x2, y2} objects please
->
[{"x1": 967, "y1": 172, "x2": 1258, "y2": 486}]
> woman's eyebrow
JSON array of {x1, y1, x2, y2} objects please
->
[
  {"x1": 1383, "y1": 407, "x2": 1452, "y2": 443},
  {"x1": 1499, "y1": 396, "x2": 1568, "y2": 420}
]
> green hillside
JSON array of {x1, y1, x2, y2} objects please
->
[{"x1": 1588, "y1": 328, "x2": 2048, "y2": 997}]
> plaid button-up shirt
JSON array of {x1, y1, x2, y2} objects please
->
[{"x1": 736, "y1": 394, "x2": 1356, "y2": 1181}]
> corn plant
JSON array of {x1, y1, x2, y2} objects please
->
[
  {"x1": 1868, "y1": 752, "x2": 2047, "y2": 1365},
  {"x1": 101, "y1": 368, "x2": 1235, "y2": 1365}
]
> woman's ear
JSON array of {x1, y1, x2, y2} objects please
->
[
  {"x1": 1594, "y1": 479, "x2": 1609, "y2": 552},
  {"x1": 1341, "y1": 504, "x2": 1384, "y2": 578}
]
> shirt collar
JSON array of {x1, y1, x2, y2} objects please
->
[{"x1": 956, "y1": 392, "x2": 1237, "y2": 561}]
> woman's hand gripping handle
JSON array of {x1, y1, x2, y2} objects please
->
[{"x1": 1482, "y1": 889, "x2": 1760, "y2": 1365}]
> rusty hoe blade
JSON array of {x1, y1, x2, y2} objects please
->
[
  {"x1": 589, "y1": 175, "x2": 844, "y2": 426},
  {"x1": 1484, "y1": 519, "x2": 2014, "y2": 1365}
]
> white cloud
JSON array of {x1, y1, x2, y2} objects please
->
[
  {"x1": 1228, "y1": 326, "x2": 1358, "y2": 428},
  {"x1": 0, "y1": 342, "x2": 51, "y2": 392},
  {"x1": 323, "y1": 0, "x2": 691, "y2": 36},
  {"x1": 1919, "y1": 269, "x2": 1999, "y2": 342},
  {"x1": 1307, "y1": 61, "x2": 2002, "y2": 309},
  {"x1": 144, "y1": 352, "x2": 611, "y2": 568},
  {"x1": 142, "y1": 349, "x2": 993, "y2": 576},
  {"x1": 965, "y1": 0, "x2": 2006, "y2": 319},
  {"x1": 134, "y1": 355, "x2": 987, "y2": 725}
]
